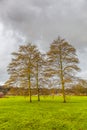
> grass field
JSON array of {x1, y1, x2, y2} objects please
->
[{"x1": 0, "y1": 96, "x2": 87, "y2": 130}]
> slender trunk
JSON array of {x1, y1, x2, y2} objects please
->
[
  {"x1": 28, "y1": 72, "x2": 32, "y2": 102},
  {"x1": 36, "y1": 62, "x2": 40, "y2": 101},
  {"x1": 28, "y1": 58, "x2": 32, "y2": 103},
  {"x1": 61, "y1": 79, "x2": 66, "y2": 103},
  {"x1": 59, "y1": 46, "x2": 66, "y2": 103}
]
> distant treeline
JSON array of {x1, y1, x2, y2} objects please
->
[
  {"x1": 0, "y1": 86, "x2": 10, "y2": 95},
  {"x1": 1, "y1": 85, "x2": 87, "y2": 96}
]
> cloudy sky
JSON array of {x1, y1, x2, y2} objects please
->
[{"x1": 0, "y1": 0, "x2": 87, "y2": 84}]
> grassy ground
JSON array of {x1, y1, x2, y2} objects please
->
[{"x1": 0, "y1": 96, "x2": 87, "y2": 130}]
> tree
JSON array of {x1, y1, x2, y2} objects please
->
[
  {"x1": 7, "y1": 44, "x2": 41, "y2": 102},
  {"x1": 32, "y1": 52, "x2": 45, "y2": 101},
  {"x1": 47, "y1": 37, "x2": 80, "y2": 102}
]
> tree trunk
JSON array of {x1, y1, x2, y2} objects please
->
[
  {"x1": 36, "y1": 62, "x2": 40, "y2": 101},
  {"x1": 59, "y1": 46, "x2": 66, "y2": 103},
  {"x1": 28, "y1": 68, "x2": 32, "y2": 102},
  {"x1": 61, "y1": 80, "x2": 66, "y2": 103}
]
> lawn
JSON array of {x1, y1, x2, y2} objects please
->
[{"x1": 0, "y1": 96, "x2": 87, "y2": 130}]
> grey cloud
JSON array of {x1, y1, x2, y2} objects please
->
[
  {"x1": 0, "y1": 1, "x2": 81, "y2": 39},
  {"x1": 0, "y1": 0, "x2": 87, "y2": 48}
]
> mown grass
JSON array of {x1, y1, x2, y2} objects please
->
[{"x1": 0, "y1": 96, "x2": 87, "y2": 130}]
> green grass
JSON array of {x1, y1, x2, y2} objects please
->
[{"x1": 0, "y1": 96, "x2": 87, "y2": 130}]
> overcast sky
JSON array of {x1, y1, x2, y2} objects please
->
[{"x1": 0, "y1": 0, "x2": 87, "y2": 84}]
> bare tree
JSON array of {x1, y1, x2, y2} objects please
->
[
  {"x1": 7, "y1": 44, "x2": 40, "y2": 102},
  {"x1": 47, "y1": 37, "x2": 80, "y2": 102}
]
